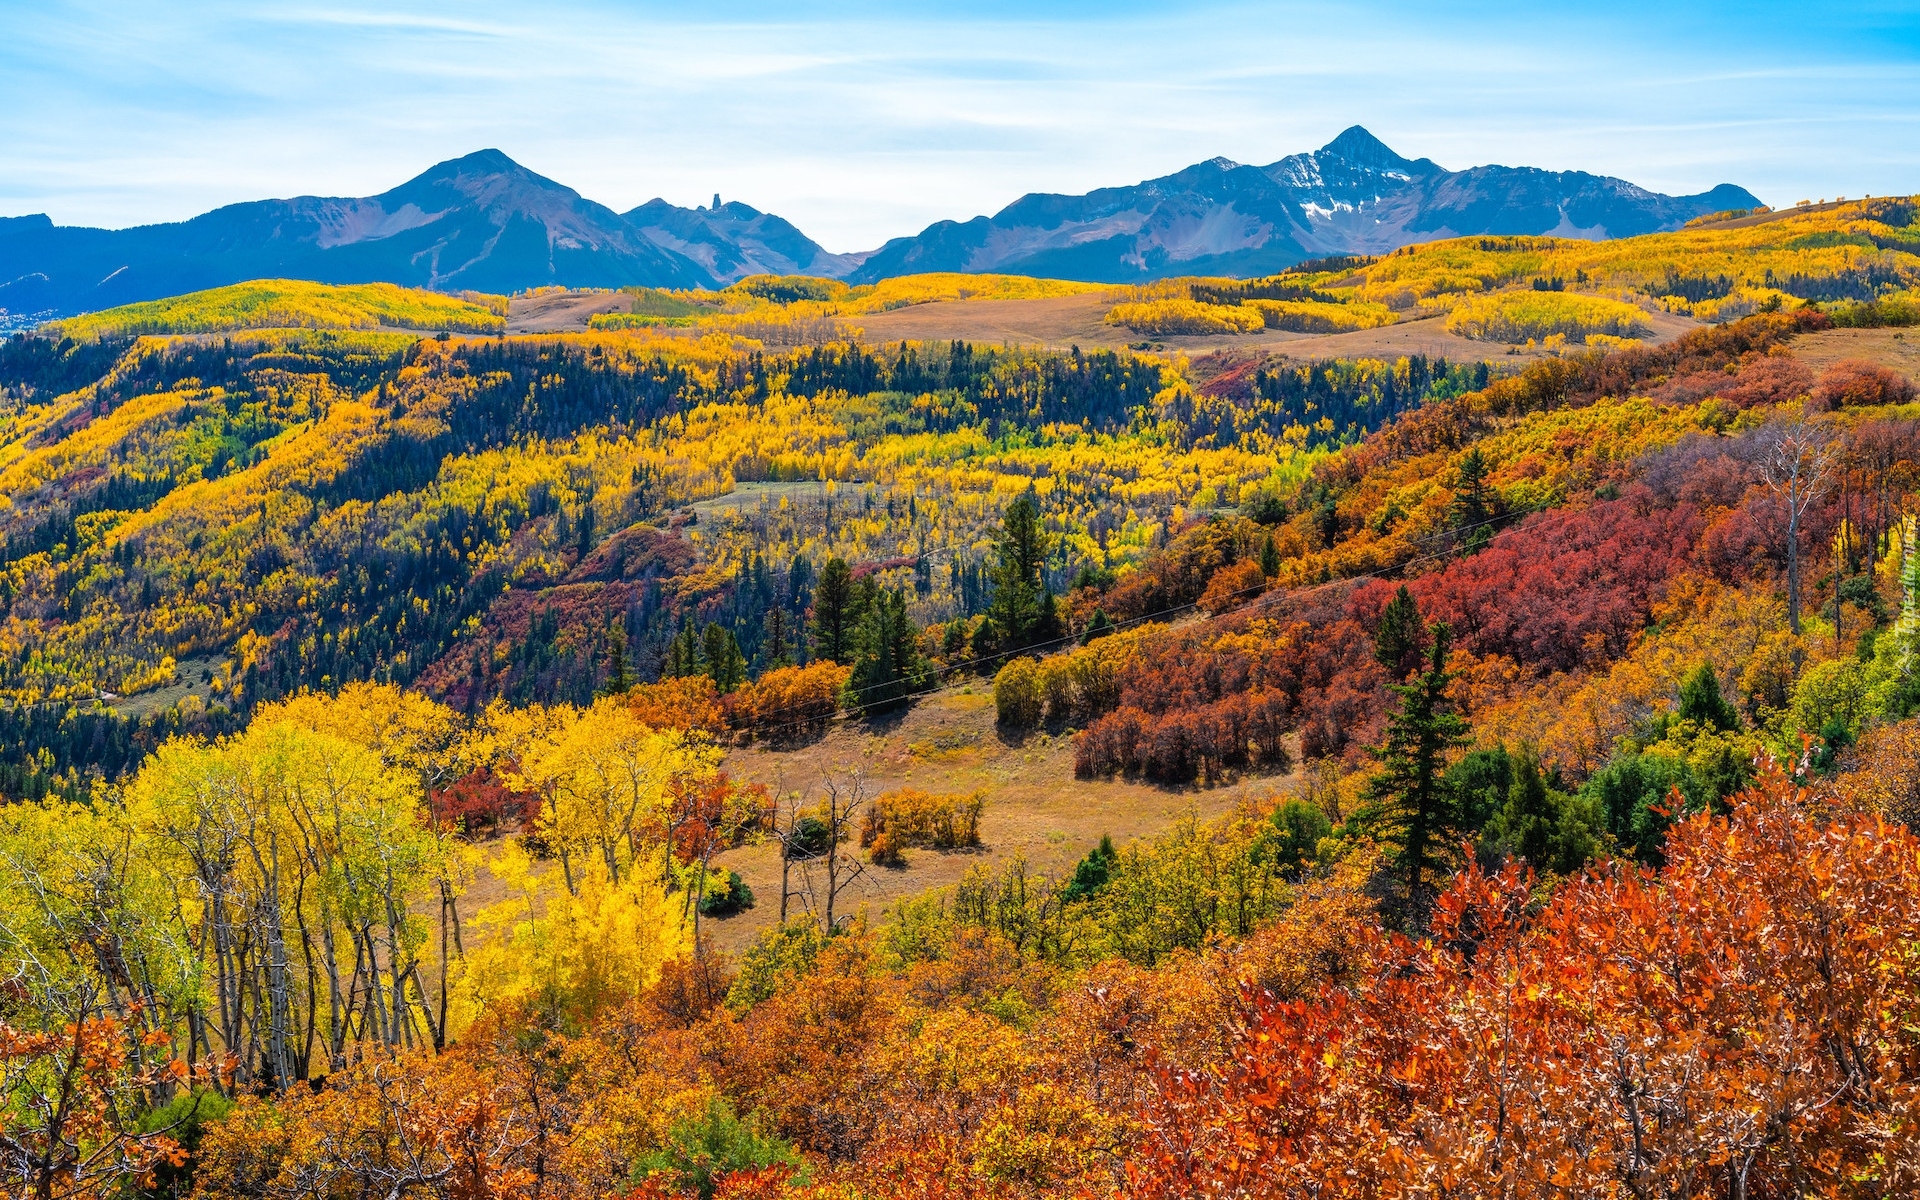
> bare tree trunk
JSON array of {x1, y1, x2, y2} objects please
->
[
  {"x1": 819, "y1": 773, "x2": 868, "y2": 935},
  {"x1": 1788, "y1": 494, "x2": 1803, "y2": 634},
  {"x1": 1764, "y1": 422, "x2": 1833, "y2": 640}
]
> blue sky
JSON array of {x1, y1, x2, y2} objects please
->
[{"x1": 2, "y1": 0, "x2": 1916, "y2": 252}]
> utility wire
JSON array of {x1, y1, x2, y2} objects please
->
[{"x1": 719, "y1": 498, "x2": 1598, "y2": 742}]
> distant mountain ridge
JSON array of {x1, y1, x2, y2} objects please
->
[
  {"x1": 850, "y1": 126, "x2": 1761, "y2": 283},
  {"x1": 0, "y1": 129, "x2": 1760, "y2": 317},
  {"x1": 0, "y1": 150, "x2": 855, "y2": 319}
]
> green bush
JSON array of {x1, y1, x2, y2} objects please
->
[
  {"x1": 1578, "y1": 752, "x2": 1704, "y2": 864},
  {"x1": 1269, "y1": 798, "x2": 1332, "y2": 875},
  {"x1": 1061, "y1": 834, "x2": 1117, "y2": 902},
  {"x1": 698, "y1": 869, "x2": 755, "y2": 917},
  {"x1": 138, "y1": 1088, "x2": 235, "y2": 1197},
  {"x1": 1478, "y1": 748, "x2": 1607, "y2": 875},
  {"x1": 636, "y1": 1096, "x2": 804, "y2": 1199},
  {"x1": 726, "y1": 922, "x2": 825, "y2": 1012}
]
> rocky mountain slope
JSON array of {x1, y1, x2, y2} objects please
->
[
  {"x1": 849, "y1": 126, "x2": 1761, "y2": 282},
  {"x1": 0, "y1": 150, "x2": 852, "y2": 317},
  {"x1": 0, "y1": 130, "x2": 1761, "y2": 316}
]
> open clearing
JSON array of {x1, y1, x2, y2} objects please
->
[
  {"x1": 701, "y1": 683, "x2": 1297, "y2": 953},
  {"x1": 852, "y1": 293, "x2": 1701, "y2": 363},
  {"x1": 1789, "y1": 327, "x2": 1920, "y2": 383},
  {"x1": 506, "y1": 290, "x2": 631, "y2": 333},
  {"x1": 504, "y1": 286, "x2": 1703, "y2": 364}
]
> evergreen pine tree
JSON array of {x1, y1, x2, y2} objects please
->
[
  {"x1": 702, "y1": 623, "x2": 748, "y2": 693},
  {"x1": 986, "y1": 492, "x2": 1060, "y2": 651},
  {"x1": 788, "y1": 552, "x2": 814, "y2": 615},
  {"x1": 601, "y1": 621, "x2": 632, "y2": 696},
  {"x1": 1061, "y1": 835, "x2": 1117, "y2": 902},
  {"x1": 810, "y1": 557, "x2": 855, "y2": 663},
  {"x1": 1487, "y1": 747, "x2": 1554, "y2": 866},
  {"x1": 1676, "y1": 662, "x2": 1740, "y2": 732},
  {"x1": 1478, "y1": 746, "x2": 1607, "y2": 875},
  {"x1": 762, "y1": 608, "x2": 792, "y2": 671},
  {"x1": 1315, "y1": 500, "x2": 1340, "y2": 549},
  {"x1": 1258, "y1": 533, "x2": 1281, "y2": 578},
  {"x1": 1373, "y1": 584, "x2": 1428, "y2": 680},
  {"x1": 1452, "y1": 447, "x2": 1493, "y2": 554},
  {"x1": 1081, "y1": 608, "x2": 1115, "y2": 646},
  {"x1": 1359, "y1": 619, "x2": 1472, "y2": 910},
  {"x1": 849, "y1": 588, "x2": 928, "y2": 711},
  {"x1": 666, "y1": 626, "x2": 703, "y2": 679}
]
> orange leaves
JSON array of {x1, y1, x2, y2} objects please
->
[
  {"x1": 0, "y1": 1010, "x2": 192, "y2": 1200},
  {"x1": 193, "y1": 1050, "x2": 542, "y2": 1200},
  {"x1": 1197, "y1": 559, "x2": 1268, "y2": 616},
  {"x1": 625, "y1": 676, "x2": 728, "y2": 735},
  {"x1": 724, "y1": 662, "x2": 849, "y2": 741},
  {"x1": 1128, "y1": 758, "x2": 1920, "y2": 1197}
]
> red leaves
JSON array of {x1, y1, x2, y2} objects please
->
[
  {"x1": 1813, "y1": 358, "x2": 1917, "y2": 411},
  {"x1": 429, "y1": 767, "x2": 540, "y2": 835},
  {"x1": 1354, "y1": 488, "x2": 1706, "y2": 672},
  {"x1": 1128, "y1": 760, "x2": 1920, "y2": 1197}
]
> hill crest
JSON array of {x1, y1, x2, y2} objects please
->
[{"x1": 0, "y1": 131, "x2": 1762, "y2": 318}]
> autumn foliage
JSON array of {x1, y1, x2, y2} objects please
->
[
  {"x1": 724, "y1": 661, "x2": 850, "y2": 741},
  {"x1": 1129, "y1": 760, "x2": 1920, "y2": 1198}
]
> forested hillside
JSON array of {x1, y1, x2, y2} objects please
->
[{"x1": 4, "y1": 205, "x2": 1920, "y2": 1197}]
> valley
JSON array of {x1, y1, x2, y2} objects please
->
[
  {"x1": 707, "y1": 677, "x2": 1285, "y2": 953},
  {"x1": 2, "y1": 192, "x2": 1919, "y2": 1199}
]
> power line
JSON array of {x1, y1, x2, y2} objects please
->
[{"x1": 721, "y1": 499, "x2": 1595, "y2": 742}]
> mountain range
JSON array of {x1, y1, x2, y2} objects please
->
[{"x1": 0, "y1": 127, "x2": 1760, "y2": 318}]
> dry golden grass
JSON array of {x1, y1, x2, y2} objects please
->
[
  {"x1": 854, "y1": 296, "x2": 1701, "y2": 364},
  {"x1": 702, "y1": 683, "x2": 1298, "y2": 952},
  {"x1": 1789, "y1": 327, "x2": 1920, "y2": 384},
  {"x1": 505, "y1": 290, "x2": 633, "y2": 333}
]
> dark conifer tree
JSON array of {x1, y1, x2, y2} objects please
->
[
  {"x1": 1676, "y1": 662, "x2": 1740, "y2": 732},
  {"x1": 601, "y1": 622, "x2": 632, "y2": 696},
  {"x1": 850, "y1": 588, "x2": 927, "y2": 711},
  {"x1": 1452, "y1": 447, "x2": 1494, "y2": 554},
  {"x1": 1081, "y1": 608, "x2": 1115, "y2": 646},
  {"x1": 762, "y1": 608, "x2": 793, "y2": 672},
  {"x1": 986, "y1": 492, "x2": 1060, "y2": 651},
  {"x1": 1359, "y1": 620, "x2": 1472, "y2": 913},
  {"x1": 666, "y1": 626, "x2": 703, "y2": 680},
  {"x1": 810, "y1": 557, "x2": 856, "y2": 664},
  {"x1": 702, "y1": 623, "x2": 748, "y2": 693},
  {"x1": 1373, "y1": 584, "x2": 1428, "y2": 680}
]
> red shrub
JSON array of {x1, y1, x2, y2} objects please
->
[
  {"x1": 1813, "y1": 358, "x2": 1917, "y2": 410},
  {"x1": 1128, "y1": 762, "x2": 1920, "y2": 1198},
  {"x1": 428, "y1": 768, "x2": 538, "y2": 836},
  {"x1": 1352, "y1": 488, "x2": 1705, "y2": 673}
]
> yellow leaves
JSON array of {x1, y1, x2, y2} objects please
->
[
  {"x1": 449, "y1": 849, "x2": 687, "y2": 1034},
  {"x1": 1243, "y1": 297, "x2": 1397, "y2": 333},
  {"x1": 1104, "y1": 299, "x2": 1266, "y2": 336},
  {"x1": 50, "y1": 279, "x2": 508, "y2": 340},
  {"x1": 1332, "y1": 197, "x2": 1920, "y2": 315},
  {"x1": 1444, "y1": 291, "x2": 1652, "y2": 345}
]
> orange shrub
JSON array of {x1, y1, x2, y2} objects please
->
[
  {"x1": 1198, "y1": 559, "x2": 1269, "y2": 615},
  {"x1": 1812, "y1": 358, "x2": 1916, "y2": 410},
  {"x1": 726, "y1": 661, "x2": 850, "y2": 740},
  {"x1": 625, "y1": 676, "x2": 726, "y2": 733},
  {"x1": 860, "y1": 788, "x2": 986, "y2": 860}
]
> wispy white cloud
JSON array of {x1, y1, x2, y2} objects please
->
[{"x1": 0, "y1": 0, "x2": 1915, "y2": 251}]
